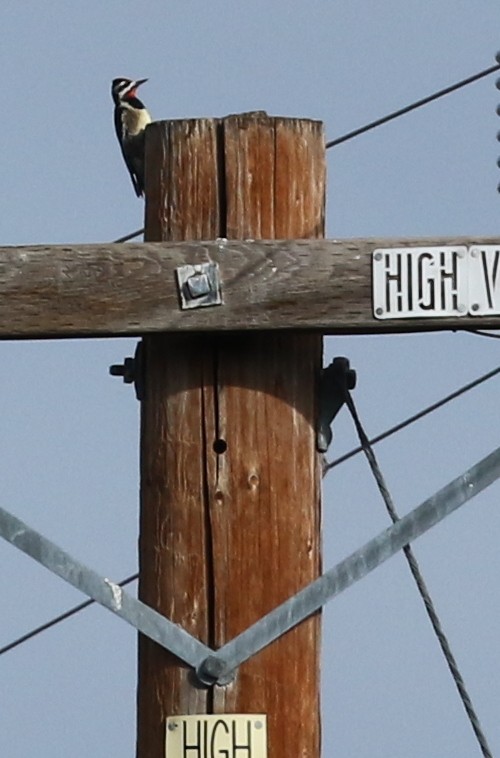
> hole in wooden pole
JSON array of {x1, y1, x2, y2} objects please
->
[{"x1": 213, "y1": 439, "x2": 227, "y2": 454}]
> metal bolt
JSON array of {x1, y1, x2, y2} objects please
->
[
  {"x1": 196, "y1": 655, "x2": 235, "y2": 687},
  {"x1": 186, "y1": 271, "x2": 212, "y2": 299},
  {"x1": 471, "y1": 303, "x2": 480, "y2": 312},
  {"x1": 109, "y1": 341, "x2": 145, "y2": 401},
  {"x1": 109, "y1": 356, "x2": 135, "y2": 384},
  {"x1": 176, "y1": 262, "x2": 223, "y2": 310}
]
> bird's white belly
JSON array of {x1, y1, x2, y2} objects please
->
[{"x1": 125, "y1": 107, "x2": 152, "y2": 136}]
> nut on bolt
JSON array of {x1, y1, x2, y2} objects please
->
[
  {"x1": 109, "y1": 341, "x2": 145, "y2": 401},
  {"x1": 109, "y1": 356, "x2": 135, "y2": 384},
  {"x1": 196, "y1": 655, "x2": 234, "y2": 687}
]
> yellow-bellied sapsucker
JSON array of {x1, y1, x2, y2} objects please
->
[{"x1": 111, "y1": 77, "x2": 151, "y2": 197}]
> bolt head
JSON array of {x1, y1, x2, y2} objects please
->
[{"x1": 186, "y1": 272, "x2": 212, "y2": 299}]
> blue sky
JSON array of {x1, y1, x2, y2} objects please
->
[{"x1": 1, "y1": 1, "x2": 500, "y2": 756}]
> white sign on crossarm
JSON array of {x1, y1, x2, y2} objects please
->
[
  {"x1": 372, "y1": 246, "x2": 468, "y2": 319},
  {"x1": 166, "y1": 714, "x2": 267, "y2": 758},
  {"x1": 468, "y1": 246, "x2": 500, "y2": 315}
]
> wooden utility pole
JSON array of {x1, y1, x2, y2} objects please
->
[
  {"x1": 137, "y1": 115, "x2": 325, "y2": 757},
  {"x1": 5, "y1": 112, "x2": 497, "y2": 758},
  {"x1": 2, "y1": 118, "x2": 500, "y2": 758}
]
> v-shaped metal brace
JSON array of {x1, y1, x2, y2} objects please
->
[{"x1": 1, "y1": 445, "x2": 500, "y2": 685}]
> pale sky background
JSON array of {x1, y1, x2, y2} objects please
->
[{"x1": 1, "y1": 1, "x2": 500, "y2": 756}]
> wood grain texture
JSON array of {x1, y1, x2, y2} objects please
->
[
  {"x1": 137, "y1": 115, "x2": 324, "y2": 758},
  {"x1": 137, "y1": 119, "x2": 221, "y2": 756},
  {"x1": 137, "y1": 336, "x2": 212, "y2": 734},
  {"x1": 2, "y1": 237, "x2": 500, "y2": 338},
  {"x1": 209, "y1": 115, "x2": 323, "y2": 756},
  {"x1": 144, "y1": 120, "x2": 220, "y2": 242}
]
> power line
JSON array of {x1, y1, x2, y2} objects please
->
[
  {"x1": 323, "y1": 364, "x2": 500, "y2": 475},
  {"x1": 113, "y1": 61, "x2": 500, "y2": 244},
  {"x1": 113, "y1": 228, "x2": 143, "y2": 243},
  {"x1": 345, "y1": 390, "x2": 493, "y2": 758},
  {"x1": 464, "y1": 329, "x2": 500, "y2": 340},
  {"x1": 0, "y1": 573, "x2": 138, "y2": 657},
  {"x1": 325, "y1": 61, "x2": 500, "y2": 149}
]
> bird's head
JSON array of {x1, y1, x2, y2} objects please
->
[{"x1": 111, "y1": 77, "x2": 148, "y2": 105}]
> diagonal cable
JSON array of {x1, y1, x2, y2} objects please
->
[
  {"x1": 344, "y1": 390, "x2": 493, "y2": 758},
  {"x1": 464, "y1": 329, "x2": 500, "y2": 340},
  {"x1": 0, "y1": 573, "x2": 138, "y2": 657},
  {"x1": 326, "y1": 62, "x2": 500, "y2": 149},
  {"x1": 113, "y1": 228, "x2": 144, "y2": 243},
  {"x1": 324, "y1": 365, "x2": 500, "y2": 475}
]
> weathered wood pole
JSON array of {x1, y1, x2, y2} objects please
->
[{"x1": 137, "y1": 113, "x2": 325, "y2": 758}]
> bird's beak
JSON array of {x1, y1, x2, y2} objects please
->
[{"x1": 134, "y1": 78, "x2": 148, "y2": 88}]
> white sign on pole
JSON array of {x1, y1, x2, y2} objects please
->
[
  {"x1": 165, "y1": 714, "x2": 267, "y2": 758},
  {"x1": 372, "y1": 245, "x2": 500, "y2": 319},
  {"x1": 372, "y1": 246, "x2": 468, "y2": 319}
]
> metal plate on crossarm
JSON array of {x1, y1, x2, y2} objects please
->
[
  {"x1": 372, "y1": 246, "x2": 468, "y2": 319},
  {"x1": 166, "y1": 714, "x2": 267, "y2": 758}
]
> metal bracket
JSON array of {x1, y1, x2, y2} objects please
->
[
  {"x1": 0, "y1": 505, "x2": 212, "y2": 670},
  {"x1": 176, "y1": 262, "x2": 223, "y2": 310},
  {"x1": 317, "y1": 356, "x2": 357, "y2": 453},
  {"x1": 109, "y1": 340, "x2": 145, "y2": 401},
  {"x1": 1, "y1": 446, "x2": 500, "y2": 684},
  {"x1": 210, "y1": 445, "x2": 500, "y2": 674}
]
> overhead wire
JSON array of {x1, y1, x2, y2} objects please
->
[
  {"x1": 0, "y1": 573, "x2": 138, "y2": 657},
  {"x1": 113, "y1": 228, "x2": 143, "y2": 243},
  {"x1": 464, "y1": 329, "x2": 500, "y2": 340},
  {"x1": 113, "y1": 60, "x2": 500, "y2": 246},
  {"x1": 344, "y1": 389, "x2": 494, "y2": 758},
  {"x1": 325, "y1": 61, "x2": 500, "y2": 148}
]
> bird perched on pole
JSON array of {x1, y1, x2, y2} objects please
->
[{"x1": 111, "y1": 77, "x2": 151, "y2": 197}]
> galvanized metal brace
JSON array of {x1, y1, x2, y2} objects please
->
[
  {"x1": 1, "y1": 446, "x2": 500, "y2": 685},
  {"x1": 211, "y1": 445, "x2": 500, "y2": 676},
  {"x1": 0, "y1": 507, "x2": 211, "y2": 669}
]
